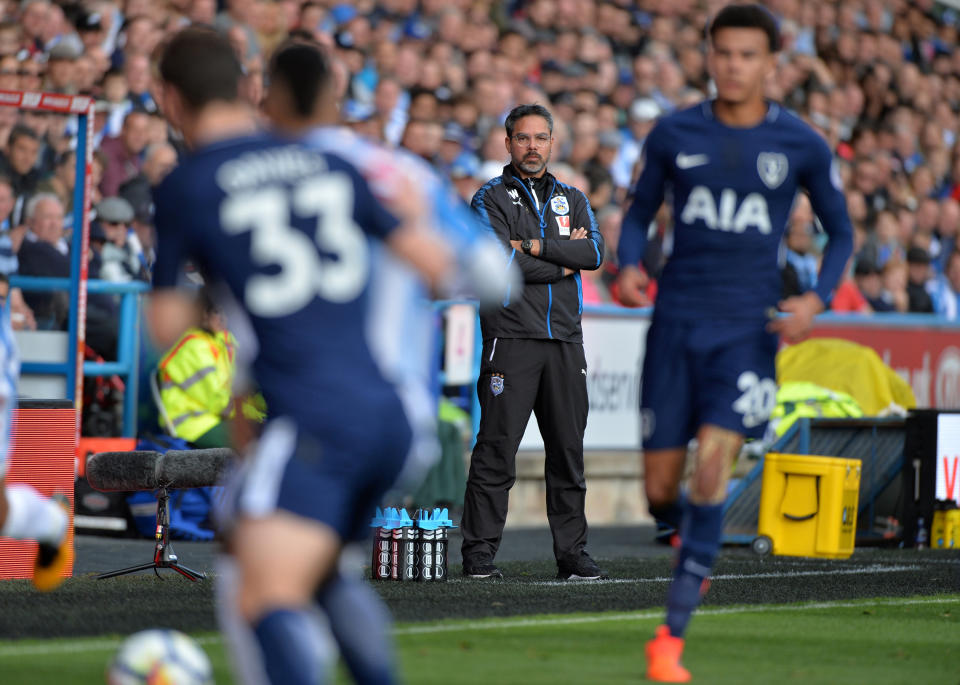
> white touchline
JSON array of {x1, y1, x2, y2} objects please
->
[
  {"x1": 0, "y1": 634, "x2": 222, "y2": 658},
  {"x1": 1, "y1": 597, "x2": 956, "y2": 656},
  {"x1": 394, "y1": 597, "x2": 958, "y2": 636},
  {"x1": 524, "y1": 563, "x2": 925, "y2": 586}
]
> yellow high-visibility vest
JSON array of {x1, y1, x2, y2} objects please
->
[{"x1": 158, "y1": 328, "x2": 237, "y2": 442}]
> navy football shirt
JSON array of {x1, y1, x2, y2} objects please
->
[
  {"x1": 152, "y1": 133, "x2": 402, "y2": 433},
  {"x1": 619, "y1": 101, "x2": 853, "y2": 320}
]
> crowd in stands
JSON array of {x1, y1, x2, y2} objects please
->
[{"x1": 0, "y1": 0, "x2": 955, "y2": 347}]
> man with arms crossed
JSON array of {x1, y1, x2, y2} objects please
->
[
  {"x1": 615, "y1": 6, "x2": 853, "y2": 681},
  {"x1": 463, "y1": 104, "x2": 606, "y2": 581}
]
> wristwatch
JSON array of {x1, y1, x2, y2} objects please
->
[{"x1": 521, "y1": 239, "x2": 533, "y2": 255}]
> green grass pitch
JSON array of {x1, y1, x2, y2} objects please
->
[{"x1": 1, "y1": 595, "x2": 957, "y2": 684}]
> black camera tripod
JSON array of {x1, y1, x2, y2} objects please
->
[{"x1": 96, "y1": 487, "x2": 206, "y2": 581}]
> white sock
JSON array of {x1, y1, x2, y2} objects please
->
[{"x1": 1, "y1": 485, "x2": 67, "y2": 545}]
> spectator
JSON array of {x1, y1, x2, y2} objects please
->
[
  {"x1": 118, "y1": 141, "x2": 177, "y2": 228},
  {"x1": 935, "y1": 197, "x2": 959, "y2": 271},
  {"x1": 448, "y1": 153, "x2": 481, "y2": 203},
  {"x1": 44, "y1": 41, "x2": 80, "y2": 94},
  {"x1": 612, "y1": 97, "x2": 661, "y2": 191},
  {"x1": 95, "y1": 196, "x2": 147, "y2": 283},
  {"x1": 100, "y1": 68, "x2": 133, "y2": 138},
  {"x1": 906, "y1": 246, "x2": 935, "y2": 313},
  {"x1": 36, "y1": 150, "x2": 75, "y2": 220},
  {"x1": 831, "y1": 257, "x2": 872, "y2": 314},
  {"x1": 99, "y1": 109, "x2": 149, "y2": 197},
  {"x1": 16, "y1": 54, "x2": 43, "y2": 92},
  {"x1": 17, "y1": 193, "x2": 69, "y2": 330},
  {"x1": 854, "y1": 257, "x2": 894, "y2": 312},
  {"x1": 930, "y1": 249, "x2": 960, "y2": 319},
  {"x1": 881, "y1": 258, "x2": 909, "y2": 313},
  {"x1": 124, "y1": 53, "x2": 157, "y2": 113},
  {"x1": 782, "y1": 196, "x2": 820, "y2": 298},
  {"x1": 0, "y1": 176, "x2": 22, "y2": 277},
  {"x1": 0, "y1": 124, "x2": 41, "y2": 224}
]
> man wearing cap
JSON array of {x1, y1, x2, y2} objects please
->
[
  {"x1": 449, "y1": 152, "x2": 482, "y2": 202},
  {"x1": 906, "y1": 246, "x2": 935, "y2": 313},
  {"x1": 45, "y1": 41, "x2": 81, "y2": 94},
  {"x1": 75, "y1": 10, "x2": 105, "y2": 55},
  {"x1": 437, "y1": 122, "x2": 466, "y2": 175},
  {"x1": 96, "y1": 196, "x2": 147, "y2": 283}
]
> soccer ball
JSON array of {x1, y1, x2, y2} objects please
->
[{"x1": 107, "y1": 629, "x2": 213, "y2": 685}]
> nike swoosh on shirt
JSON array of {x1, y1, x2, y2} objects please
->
[{"x1": 676, "y1": 153, "x2": 709, "y2": 169}]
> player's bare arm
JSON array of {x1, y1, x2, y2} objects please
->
[{"x1": 386, "y1": 225, "x2": 455, "y2": 291}]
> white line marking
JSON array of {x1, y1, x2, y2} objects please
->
[
  {"x1": 527, "y1": 564, "x2": 923, "y2": 586},
  {"x1": 0, "y1": 634, "x2": 222, "y2": 658},
  {"x1": 1, "y1": 597, "x2": 955, "y2": 657},
  {"x1": 394, "y1": 597, "x2": 958, "y2": 635}
]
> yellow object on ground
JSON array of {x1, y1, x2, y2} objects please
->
[
  {"x1": 776, "y1": 338, "x2": 916, "y2": 416},
  {"x1": 757, "y1": 453, "x2": 861, "y2": 559},
  {"x1": 768, "y1": 381, "x2": 863, "y2": 439},
  {"x1": 931, "y1": 502, "x2": 960, "y2": 549}
]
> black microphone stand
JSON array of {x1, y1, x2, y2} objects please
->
[{"x1": 96, "y1": 486, "x2": 206, "y2": 581}]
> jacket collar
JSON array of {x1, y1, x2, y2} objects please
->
[{"x1": 503, "y1": 164, "x2": 557, "y2": 193}]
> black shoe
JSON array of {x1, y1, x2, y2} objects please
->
[
  {"x1": 556, "y1": 551, "x2": 608, "y2": 580},
  {"x1": 462, "y1": 559, "x2": 503, "y2": 579}
]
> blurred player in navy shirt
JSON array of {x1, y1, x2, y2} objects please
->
[
  {"x1": 148, "y1": 28, "x2": 457, "y2": 685},
  {"x1": 615, "y1": 6, "x2": 853, "y2": 681},
  {"x1": 211, "y1": 39, "x2": 516, "y2": 685}
]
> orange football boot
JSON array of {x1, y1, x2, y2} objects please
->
[
  {"x1": 645, "y1": 625, "x2": 692, "y2": 682},
  {"x1": 32, "y1": 493, "x2": 73, "y2": 592}
]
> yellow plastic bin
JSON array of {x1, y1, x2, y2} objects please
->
[{"x1": 753, "y1": 453, "x2": 861, "y2": 559}]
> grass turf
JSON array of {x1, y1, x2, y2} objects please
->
[{"x1": 0, "y1": 595, "x2": 957, "y2": 684}]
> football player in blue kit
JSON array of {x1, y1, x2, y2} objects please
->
[
  {"x1": 615, "y1": 5, "x2": 853, "y2": 682},
  {"x1": 213, "y1": 39, "x2": 517, "y2": 685},
  {"x1": 148, "y1": 29, "x2": 459, "y2": 685}
]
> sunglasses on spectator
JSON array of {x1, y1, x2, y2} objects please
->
[{"x1": 511, "y1": 133, "x2": 552, "y2": 146}]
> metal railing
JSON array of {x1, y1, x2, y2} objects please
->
[{"x1": 12, "y1": 275, "x2": 149, "y2": 437}]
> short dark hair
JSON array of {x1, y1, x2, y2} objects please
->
[
  {"x1": 158, "y1": 27, "x2": 242, "y2": 111},
  {"x1": 505, "y1": 104, "x2": 553, "y2": 138},
  {"x1": 8, "y1": 123, "x2": 38, "y2": 147},
  {"x1": 708, "y1": 4, "x2": 780, "y2": 52},
  {"x1": 268, "y1": 39, "x2": 332, "y2": 118}
]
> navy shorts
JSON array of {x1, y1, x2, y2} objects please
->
[
  {"x1": 226, "y1": 413, "x2": 412, "y2": 543},
  {"x1": 641, "y1": 315, "x2": 778, "y2": 450}
]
